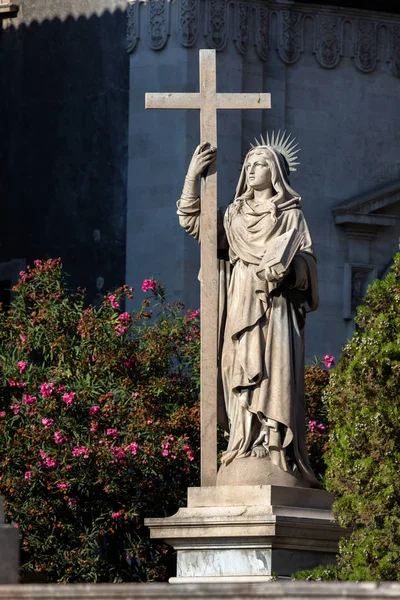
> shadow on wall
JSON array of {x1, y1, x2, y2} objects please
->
[{"x1": 0, "y1": 9, "x2": 129, "y2": 302}]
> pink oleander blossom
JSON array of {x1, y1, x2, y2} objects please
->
[
  {"x1": 90, "y1": 423, "x2": 98, "y2": 434},
  {"x1": 20, "y1": 334, "x2": 27, "y2": 343},
  {"x1": 39, "y1": 449, "x2": 47, "y2": 459},
  {"x1": 40, "y1": 383, "x2": 54, "y2": 398},
  {"x1": 188, "y1": 309, "x2": 200, "y2": 321},
  {"x1": 17, "y1": 382, "x2": 27, "y2": 389},
  {"x1": 162, "y1": 449, "x2": 169, "y2": 457},
  {"x1": 127, "y1": 442, "x2": 139, "y2": 455},
  {"x1": 10, "y1": 403, "x2": 20, "y2": 415},
  {"x1": 45, "y1": 456, "x2": 57, "y2": 468},
  {"x1": 308, "y1": 420, "x2": 317, "y2": 433},
  {"x1": 115, "y1": 325, "x2": 127, "y2": 337},
  {"x1": 118, "y1": 312, "x2": 131, "y2": 324},
  {"x1": 42, "y1": 418, "x2": 54, "y2": 429},
  {"x1": 146, "y1": 419, "x2": 153, "y2": 425},
  {"x1": 68, "y1": 498, "x2": 77, "y2": 507},
  {"x1": 54, "y1": 431, "x2": 69, "y2": 444},
  {"x1": 72, "y1": 446, "x2": 90, "y2": 458},
  {"x1": 317, "y1": 423, "x2": 327, "y2": 434},
  {"x1": 24, "y1": 471, "x2": 32, "y2": 479},
  {"x1": 17, "y1": 360, "x2": 27, "y2": 374},
  {"x1": 89, "y1": 405, "x2": 100, "y2": 416},
  {"x1": 63, "y1": 392, "x2": 76, "y2": 405},
  {"x1": 141, "y1": 279, "x2": 156, "y2": 293},
  {"x1": 182, "y1": 444, "x2": 190, "y2": 452},
  {"x1": 8, "y1": 380, "x2": 16, "y2": 387},
  {"x1": 23, "y1": 394, "x2": 37, "y2": 406},
  {"x1": 187, "y1": 451, "x2": 194, "y2": 462},
  {"x1": 111, "y1": 511, "x2": 121, "y2": 519},
  {"x1": 106, "y1": 428, "x2": 118, "y2": 440},
  {"x1": 108, "y1": 295, "x2": 119, "y2": 309},
  {"x1": 323, "y1": 355, "x2": 335, "y2": 368},
  {"x1": 57, "y1": 483, "x2": 70, "y2": 490},
  {"x1": 0, "y1": 411, "x2": 6, "y2": 418}
]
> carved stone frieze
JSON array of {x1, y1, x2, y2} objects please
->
[
  {"x1": 126, "y1": 0, "x2": 400, "y2": 78},
  {"x1": 178, "y1": 0, "x2": 197, "y2": 47},
  {"x1": 315, "y1": 14, "x2": 341, "y2": 69},
  {"x1": 147, "y1": 0, "x2": 169, "y2": 51},
  {"x1": 255, "y1": 6, "x2": 269, "y2": 62},
  {"x1": 392, "y1": 24, "x2": 400, "y2": 77},
  {"x1": 278, "y1": 10, "x2": 303, "y2": 64},
  {"x1": 234, "y1": 3, "x2": 249, "y2": 55},
  {"x1": 355, "y1": 19, "x2": 378, "y2": 73},
  {"x1": 207, "y1": 0, "x2": 228, "y2": 51},
  {"x1": 126, "y1": 0, "x2": 139, "y2": 53}
]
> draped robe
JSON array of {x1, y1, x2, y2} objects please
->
[{"x1": 177, "y1": 149, "x2": 319, "y2": 486}]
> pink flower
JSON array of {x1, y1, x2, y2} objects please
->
[
  {"x1": 127, "y1": 442, "x2": 139, "y2": 455},
  {"x1": 308, "y1": 420, "x2": 317, "y2": 433},
  {"x1": 10, "y1": 403, "x2": 21, "y2": 415},
  {"x1": 72, "y1": 445, "x2": 90, "y2": 458},
  {"x1": 115, "y1": 325, "x2": 127, "y2": 337},
  {"x1": 20, "y1": 335, "x2": 27, "y2": 343},
  {"x1": 182, "y1": 445, "x2": 190, "y2": 452},
  {"x1": 42, "y1": 418, "x2": 54, "y2": 429},
  {"x1": 162, "y1": 449, "x2": 169, "y2": 457},
  {"x1": 110, "y1": 446, "x2": 126, "y2": 465},
  {"x1": 91, "y1": 355, "x2": 98, "y2": 363},
  {"x1": 23, "y1": 394, "x2": 37, "y2": 406},
  {"x1": 124, "y1": 358, "x2": 135, "y2": 369},
  {"x1": 24, "y1": 471, "x2": 32, "y2": 479},
  {"x1": 57, "y1": 483, "x2": 69, "y2": 490},
  {"x1": 40, "y1": 383, "x2": 54, "y2": 398},
  {"x1": 13, "y1": 522, "x2": 19, "y2": 529},
  {"x1": 57, "y1": 385, "x2": 66, "y2": 392},
  {"x1": 34, "y1": 260, "x2": 42, "y2": 267},
  {"x1": 171, "y1": 454, "x2": 177, "y2": 460},
  {"x1": 188, "y1": 309, "x2": 200, "y2": 321},
  {"x1": 68, "y1": 498, "x2": 77, "y2": 507},
  {"x1": 108, "y1": 295, "x2": 120, "y2": 309},
  {"x1": 118, "y1": 312, "x2": 131, "y2": 324},
  {"x1": 39, "y1": 449, "x2": 47, "y2": 459},
  {"x1": 98, "y1": 440, "x2": 104, "y2": 446},
  {"x1": 111, "y1": 511, "x2": 121, "y2": 519},
  {"x1": 323, "y1": 355, "x2": 335, "y2": 369},
  {"x1": 45, "y1": 456, "x2": 57, "y2": 468},
  {"x1": 17, "y1": 360, "x2": 27, "y2": 374},
  {"x1": 141, "y1": 279, "x2": 156, "y2": 293},
  {"x1": 54, "y1": 431, "x2": 69, "y2": 444},
  {"x1": 18, "y1": 382, "x2": 27, "y2": 389},
  {"x1": 169, "y1": 435, "x2": 175, "y2": 442},
  {"x1": 106, "y1": 428, "x2": 118, "y2": 440},
  {"x1": 65, "y1": 464, "x2": 72, "y2": 470},
  {"x1": 317, "y1": 423, "x2": 327, "y2": 434},
  {"x1": 62, "y1": 392, "x2": 76, "y2": 405},
  {"x1": 187, "y1": 451, "x2": 195, "y2": 462},
  {"x1": 146, "y1": 419, "x2": 153, "y2": 425},
  {"x1": 90, "y1": 423, "x2": 98, "y2": 434},
  {"x1": 8, "y1": 380, "x2": 16, "y2": 387},
  {"x1": 0, "y1": 411, "x2": 6, "y2": 418},
  {"x1": 132, "y1": 392, "x2": 139, "y2": 399},
  {"x1": 89, "y1": 405, "x2": 100, "y2": 416}
]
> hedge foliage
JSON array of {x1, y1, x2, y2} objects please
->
[{"x1": 296, "y1": 253, "x2": 400, "y2": 581}]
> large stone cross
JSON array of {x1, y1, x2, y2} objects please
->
[{"x1": 146, "y1": 49, "x2": 271, "y2": 486}]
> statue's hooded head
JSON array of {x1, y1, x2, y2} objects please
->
[{"x1": 233, "y1": 145, "x2": 301, "y2": 216}]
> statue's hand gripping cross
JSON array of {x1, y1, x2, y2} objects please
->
[{"x1": 146, "y1": 49, "x2": 271, "y2": 486}]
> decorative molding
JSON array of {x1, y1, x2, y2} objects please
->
[
  {"x1": 278, "y1": 10, "x2": 303, "y2": 64},
  {"x1": 255, "y1": 6, "x2": 269, "y2": 62},
  {"x1": 178, "y1": 0, "x2": 197, "y2": 47},
  {"x1": 392, "y1": 24, "x2": 400, "y2": 77},
  {"x1": 126, "y1": 0, "x2": 400, "y2": 77},
  {"x1": 355, "y1": 19, "x2": 378, "y2": 73},
  {"x1": 315, "y1": 14, "x2": 341, "y2": 69},
  {"x1": 234, "y1": 2, "x2": 250, "y2": 56},
  {"x1": 206, "y1": 0, "x2": 228, "y2": 51},
  {"x1": 147, "y1": 0, "x2": 169, "y2": 51},
  {"x1": 126, "y1": 0, "x2": 139, "y2": 53},
  {"x1": 343, "y1": 263, "x2": 377, "y2": 320}
]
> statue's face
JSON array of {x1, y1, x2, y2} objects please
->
[{"x1": 245, "y1": 152, "x2": 272, "y2": 190}]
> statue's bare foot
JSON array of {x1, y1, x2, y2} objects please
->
[{"x1": 251, "y1": 445, "x2": 267, "y2": 458}]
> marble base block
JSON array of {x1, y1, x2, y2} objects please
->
[
  {"x1": 145, "y1": 485, "x2": 344, "y2": 583},
  {"x1": 0, "y1": 497, "x2": 19, "y2": 584}
]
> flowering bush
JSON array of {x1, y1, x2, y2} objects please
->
[
  {"x1": 0, "y1": 260, "x2": 200, "y2": 583},
  {"x1": 0, "y1": 259, "x2": 331, "y2": 582}
]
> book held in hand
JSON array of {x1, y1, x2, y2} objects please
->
[{"x1": 258, "y1": 228, "x2": 303, "y2": 276}]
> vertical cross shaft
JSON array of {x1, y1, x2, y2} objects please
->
[{"x1": 145, "y1": 50, "x2": 271, "y2": 486}]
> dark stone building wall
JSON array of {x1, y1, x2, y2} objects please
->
[{"x1": 0, "y1": 0, "x2": 128, "y2": 302}]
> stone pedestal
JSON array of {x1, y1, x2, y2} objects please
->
[
  {"x1": 0, "y1": 497, "x2": 19, "y2": 584},
  {"x1": 145, "y1": 485, "x2": 344, "y2": 583}
]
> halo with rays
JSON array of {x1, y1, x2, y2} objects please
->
[{"x1": 250, "y1": 130, "x2": 300, "y2": 172}]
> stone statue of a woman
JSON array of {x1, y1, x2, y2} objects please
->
[{"x1": 177, "y1": 136, "x2": 320, "y2": 488}]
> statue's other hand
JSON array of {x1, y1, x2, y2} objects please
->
[
  {"x1": 186, "y1": 142, "x2": 217, "y2": 179},
  {"x1": 264, "y1": 266, "x2": 287, "y2": 283}
]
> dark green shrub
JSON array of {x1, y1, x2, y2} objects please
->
[{"x1": 296, "y1": 252, "x2": 400, "y2": 581}]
